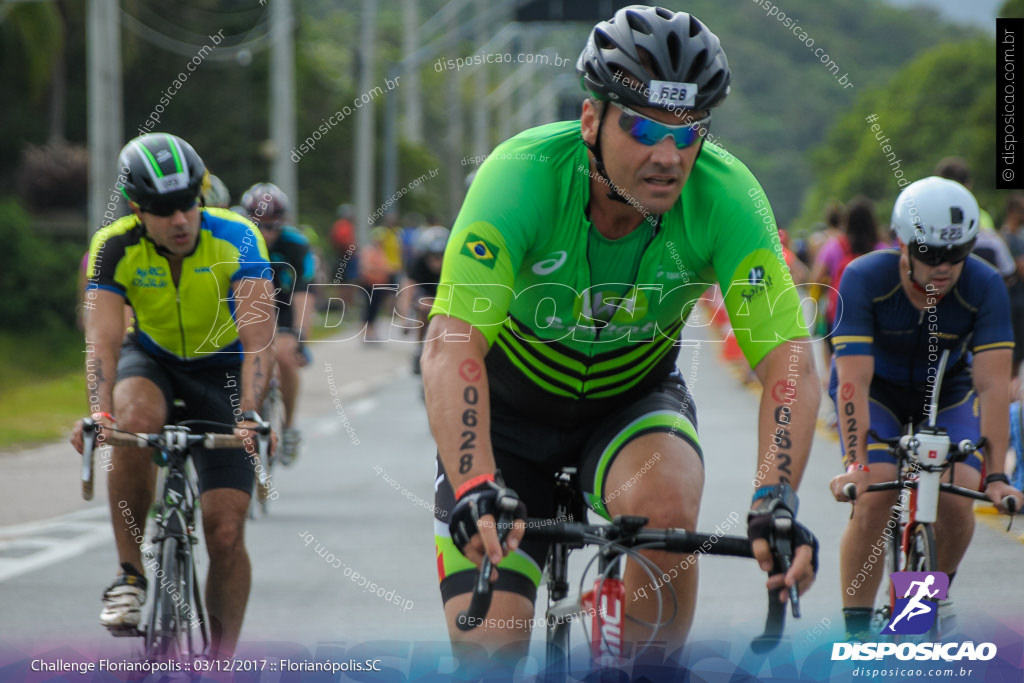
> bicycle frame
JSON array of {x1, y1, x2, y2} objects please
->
[
  {"x1": 455, "y1": 469, "x2": 791, "y2": 678},
  {"x1": 144, "y1": 429, "x2": 209, "y2": 660},
  {"x1": 81, "y1": 418, "x2": 269, "y2": 661}
]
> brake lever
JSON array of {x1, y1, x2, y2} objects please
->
[
  {"x1": 772, "y1": 514, "x2": 801, "y2": 619},
  {"x1": 81, "y1": 417, "x2": 98, "y2": 501}
]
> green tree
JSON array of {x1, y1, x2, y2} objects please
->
[{"x1": 797, "y1": 38, "x2": 996, "y2": 230}]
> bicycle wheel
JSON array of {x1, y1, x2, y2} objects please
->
[
  {"x1": 255, "y1": 385, "x2": 284, "y2": 512},
  {"x1": 145, "y1": 537, "x2": 184, "y2": 660},
  {"x1": 903, "y1": 522, "x2": 939, "y2": 640},
  {"x1": 145, "y1": 536, "x2": 207, "y2": 660},
  {"x1": 872, "y1": 518, "x2": 902, "y2": 633}
]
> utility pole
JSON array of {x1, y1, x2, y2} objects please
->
[
  {"x1": 270, "y1": 0, "x2": 298, "y2": 217},
  {"x1": 403, "y1": 0, "x2": 422, "y2": 143},
  {"x1": 354, "y1": 0, "x2": 376, "y2": 245},
  {"x1": 472, "y1": 0, "x2": 488, "y2": 158},
  {"x1": 445, "y1": 11, "x2": 463, "y2": 223},
  {"x1": 87, "y1": 0, "x2": 123, "y2": 237}
]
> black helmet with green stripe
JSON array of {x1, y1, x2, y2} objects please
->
[{"x1": 118, "y1": 133, "x2": 206, "y2": 214}]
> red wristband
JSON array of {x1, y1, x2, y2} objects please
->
[
  {"x1": 455, "y1": 473, "x2": 495, "y2": 500},
  {"x1": 91, "y1": 411, "x2": 115, "y2": 423},
  {"x1": 847, "y1": 462, "x2": 870, "y2": 473}
]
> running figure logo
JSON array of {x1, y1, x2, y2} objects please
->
[{"x1": 883, "y1": 571, "x2": 949, "y2": 635}]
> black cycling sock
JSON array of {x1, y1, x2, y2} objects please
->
[
  {"x1": 843, "y1": 607, "x2": 873, "y2": 634},
  {"x1": 120, "y1": 561, "x2": 145, "y2": 579}
]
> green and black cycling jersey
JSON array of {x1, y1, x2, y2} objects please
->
[
  {"x1": 429, "y1": 120, "x2": 808, "y2": 417},
  {"x1": 87, "y1": 208, "x2": 272, "y2": 366}
]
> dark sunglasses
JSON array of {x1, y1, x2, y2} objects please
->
[
  {"x1": 143, "y1": 194, "x2": 198, "y2": 217},
  {"x1": 615, "y1": 103, "x2": 710, "y2": 149},
  {"x1": 909, "y1": 238, "x2": 976, "y2": 266}
]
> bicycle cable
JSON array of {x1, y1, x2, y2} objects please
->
[{"x1": 575, "y1": 535, "x2": 672, "y2": 659}]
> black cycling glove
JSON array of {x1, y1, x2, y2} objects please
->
[
  {"x1": 449, "y1": 477, "x2": 527, "y2": 556},
  {"x1": 747, "y1": 482, "x2": 819, "y2": 573}
]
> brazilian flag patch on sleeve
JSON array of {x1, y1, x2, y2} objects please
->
[{"x1": 459, "y1": 233, "x2": 501, "y2": 269}]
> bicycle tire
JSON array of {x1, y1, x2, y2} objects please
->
[
  {"x1": 145, "y1": 534, "x2": 207, "y2": 661},
  {"x1": 902, "y1": 522, "x2": 939, "y2": 640},
  {"x1": 145, "y1": 536, "x2": 185, "y2": 660},
  {"x1": 873, "y1": 517, "x2": 901, "y2": 633},
  {"x1": 256, "y1": 385, "x2": 285, "y2": 513}
]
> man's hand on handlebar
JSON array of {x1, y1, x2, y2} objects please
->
[
  {"x1": 985, "y1": 477, "x2": 1023, "y2": 515},
  {"x1": 747, "y1": 483, "x2": 818, "y2": 605},
  {"x1": 449, "y1": 478, "x2": 527, "y2": 582},
  {"x1": 70, "y1": 413, "x2": 114, "y2": 454},
  {"x1": 235, "y1": 411, "x2": 275, "y2": 457},
  {"x1": 830, "y1": 467, "x2": 871, "y2": 503}
]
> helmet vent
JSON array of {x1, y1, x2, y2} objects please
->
[
  {"x1": 685, "y1": 48, "x2": 709, "y2": 82},
  {"x1": 667, "y1": 32, "x2": 682, "y2": 72},
  {"x1": 688, "y1": 15, "x2": 703, "y2": 38},
  {"x1": 595, "y1": 28, "x2": 615, "y2": 50},
  {"x1": 626, "y1": 11, "x2": 653, "y2": 35},
  {"x1": 655, "y1": 7, "x2": 674, "y2": 21}
]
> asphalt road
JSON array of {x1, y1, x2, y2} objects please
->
[{"x1": 1, "y1": 327, "x2": 1022, "y2": 680}]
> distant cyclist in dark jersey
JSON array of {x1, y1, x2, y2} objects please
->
[
  {"x1": 422, "y1": 5, "x2": 820, "y2": 664},
  {"x1": 405, "y1": 226, "x2": 448, "y2": 375},
  {"x1": 829, "y1": 177, "x2": 1023, "y2": 640},
  {"x1": 241, "y1": 183, "x2": 314, "y2": 465},
  {"x1": 70, "y1": 134, "x2": 276, "y2": 658}
]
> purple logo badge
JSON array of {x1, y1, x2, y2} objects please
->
[{"x1": 883, "y1": 571, "x2": 949, "y2": 635}]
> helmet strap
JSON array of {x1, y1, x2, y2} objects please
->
[
  {"x1": 583, "y1": 102, "x2": 631, "y2": 206},
  {"x1": 906, "y1": 253, "x2": 946, "y2": 300}
]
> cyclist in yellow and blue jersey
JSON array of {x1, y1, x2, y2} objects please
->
[{"x1": 70, "y1": 133, "x2": 277, "y2": 659}]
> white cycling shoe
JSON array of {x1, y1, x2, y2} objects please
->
[
  {"x1": 100, "y1": 565, "x2": 147, "y2": 629},
  {"x1": 280, "y1": 428, "x2": 301, "y2": 466}
]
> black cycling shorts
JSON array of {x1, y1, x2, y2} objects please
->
[
  {"x1": 116, "y1": 337, "x2": 254, "y2": 494},
  {"x1": 433, "y1": 371, "x2": 701, "y2": 605}
]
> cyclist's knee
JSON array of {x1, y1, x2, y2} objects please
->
[
  {"x1": 112, "y1": 382, "x2": 166, "y2": 432},
  {"x1": 848, "y1": 494, "x2": 899, "y2": 536},
  {"x1": 204, "y1": 518, "x2": 246, "y2": 559}
]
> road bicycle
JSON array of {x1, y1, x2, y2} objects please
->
[
  {"x1": 843, "y1": 350, "x2": 1018, "y2": 640},
  {"x1": 251, "y1": 374, "x2": 285, "y2": 516},
  {"x1": 80, "y1": 415, "x2": 270, "y2": 661},
  {"x1": 456, "y1": 468, "x2": 799, "y2": 680}
]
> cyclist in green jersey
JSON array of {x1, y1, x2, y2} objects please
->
[{"x1": 423, "y1": 5, "x2": 820, "y2": 664}]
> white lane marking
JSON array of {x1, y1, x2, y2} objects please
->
[{"x1": 0, "y1": 507, "x2": 112, "y2": 583}]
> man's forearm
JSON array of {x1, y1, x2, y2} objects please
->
[
  {"x1": 85, "y1": 342, "x2": 118, "y2": 415},
  {"x1": 240, "y1": 345, "x2": 273, "y2": 413},
  {"x1": 979, "y1": 387, "x2": 1009, "y2": 473},
  {"x1": 837, "y1": 382, "x2": 871, "y2": 469},
  {"x1": 754, "y1": 342, "x2": 819, "y2": 491},
  {"x1": 422, "y1": 318, "x2": 496, "y2": 491}
]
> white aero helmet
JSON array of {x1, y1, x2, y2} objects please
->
[{"x1": 890, "y1": 176, "x2": 979, "y2": 265}]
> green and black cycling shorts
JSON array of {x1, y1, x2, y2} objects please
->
[
  {"x1": 116, "y1": 336, "x2": 255, "y2": 495},
  {"x1": 433, "y1": 370, "x2": 701, "y2": 605}
]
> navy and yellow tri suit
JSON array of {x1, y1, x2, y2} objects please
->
[
  {"x1": 87, "y1": 208, "x2": 272, "y2": 492},
  {"x1": 828, "y1": 250, "x2": 1014, "y2": 470}
]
